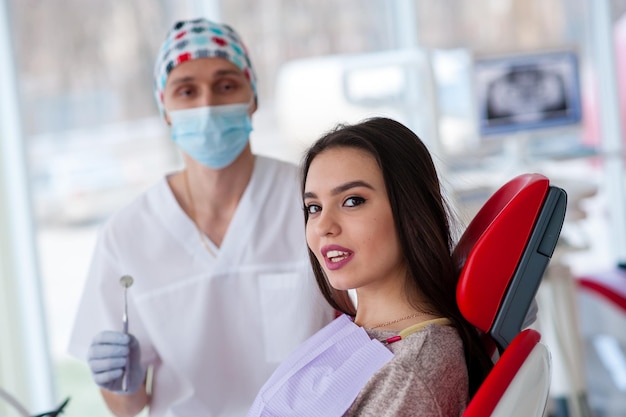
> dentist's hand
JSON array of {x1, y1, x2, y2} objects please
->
[{"x1": 87, "y1": 331, "x2": 146, "y2": 395}]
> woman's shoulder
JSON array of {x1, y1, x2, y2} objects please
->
[
  {"x1": 398, "y1": 324, "x2": 464, "y2": 365},
  {"x1": 369, "y1": 323, "x2": 467, "y2": 387},
  {"x1": 366, "y1": 323, "x2": 466, "y2": 381},
  {"x1": 347, "y1": 324, "x2": 468, "y2": 416},
  {"x1": 369, "y1": 322, "x2": 463, "y2": 356}
]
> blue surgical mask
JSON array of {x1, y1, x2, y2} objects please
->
[{"x1": 168, "y1": 103, "x2": 253, "y2": 169}]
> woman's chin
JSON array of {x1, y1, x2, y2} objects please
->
[{"x1": 329, "y1": 281, "x2": 355, "y2": 292}]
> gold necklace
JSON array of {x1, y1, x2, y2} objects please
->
[
  {"x1": 369, "y1": 312, "x2": 422, "y2": 329},
  {"x1": 183, "y1": 171, "x2": 216, "y2": 257}
]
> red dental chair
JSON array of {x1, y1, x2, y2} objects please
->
[{"x1": 454, "y1": 173, "x2": 568, "y2": 417}]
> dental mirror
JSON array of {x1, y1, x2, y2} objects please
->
[{"x1": 119, "y1": 274, "x2": 134, "y2": 391}]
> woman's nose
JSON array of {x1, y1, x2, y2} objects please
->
[{"x1": 316, "y1": 210, "x2": 340, "y2": 237}]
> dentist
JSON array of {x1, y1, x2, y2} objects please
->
[{"x1": 68, "y1": 18, "x2": 334, "y2": 417}]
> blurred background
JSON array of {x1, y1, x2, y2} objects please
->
[{"x1": 1, "y1": 0, "x2": 626, "y2": 416}]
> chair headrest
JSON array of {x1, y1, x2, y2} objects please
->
[{"x1": 455, "y1": 174, "x2": 550, "y2": 334}]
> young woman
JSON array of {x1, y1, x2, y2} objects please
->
[{"x1": 248, "y1": 117, "x2": 493, "y2": 417}]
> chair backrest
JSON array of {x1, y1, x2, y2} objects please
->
[
  {"x1": 455, "y1": 173, "x2": 567, "y2": 350},
  {"x1": 454, "y1": 173, "x2": 567, "y2": 417}
]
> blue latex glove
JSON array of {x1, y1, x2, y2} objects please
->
[{"x1": 87, "y1": 330, "x2": 145, "y2": 394}]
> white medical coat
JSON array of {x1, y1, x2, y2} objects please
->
[{"x1": 68, "y1": 156, "x2": 335, "y2": 417}]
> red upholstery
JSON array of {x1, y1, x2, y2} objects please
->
[
  {"x1": 455, "y1": 173, "x2": 561, "y2": 417},
  {"x1": 455, "y1": 174, "x2": 549, "y2": 333},
  {"x1": 463, "y1": 329, "x2": 541, "y2": 417}
]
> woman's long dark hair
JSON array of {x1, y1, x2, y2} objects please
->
[{"x1": 300, "y1": 117, "x2": 493, "y2": 398}]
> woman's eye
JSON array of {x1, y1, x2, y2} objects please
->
[
  {"x1": 344, "y1": 196, "x2": 365, "y2": 207},
  {"x1": 305, "y1": 204, "x2": 321, "y2": 215}
]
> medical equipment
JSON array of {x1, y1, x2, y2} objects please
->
[
  {"x1": 0, "y1": 387, "x2": 69, "y2": 417},
  {"x1": 119, "y1": 274, "x2": 134, "y2": 392}
]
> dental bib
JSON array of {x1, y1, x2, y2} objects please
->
[{"x1": 247, "y1": 314, "x2": 393, "y2": 417}]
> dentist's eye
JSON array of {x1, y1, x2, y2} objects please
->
[
  {"x1": 215, "y1": 78, "x2": 240, "y2": 94},
  {"x1": 176, "y1": 85, "x2": 196, "y2": 97},
  {"x1": 305, "y1": 204, "x2": 321, "y2": 215},
  {"x1": 344, "y1": 196, "x2": 365, "y2": 207}
]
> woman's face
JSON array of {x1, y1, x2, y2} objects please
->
[{"x1": 303, "y1": 146, "x2": 406, "y2": 293}]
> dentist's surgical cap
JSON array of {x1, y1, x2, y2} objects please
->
[{"x1": 153, "y1": 18, "x2": 257, "y2": 115}]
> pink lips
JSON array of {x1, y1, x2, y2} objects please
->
[{"x1": 321, "y1": 245, "x2": 354, "y2": 271}]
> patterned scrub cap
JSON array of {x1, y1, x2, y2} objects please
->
[{"x1": 153, "y1": 18, "x2": 258, "y2": 115}]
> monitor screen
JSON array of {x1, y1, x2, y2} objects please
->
[{"x1": 474, "y1": 49, "x2": 582, "y2": 137}]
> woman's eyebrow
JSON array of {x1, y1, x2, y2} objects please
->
[
  {"x1": 331, "y1": 180, "x2": 374, "y2": 195},
  {"x1": 304, "y1": 180, "x2": 374, "y2": 200}
]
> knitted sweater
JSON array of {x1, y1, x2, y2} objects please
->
[{"x1": 344, "y1": 323, "x2": 468, "y2": 417}]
